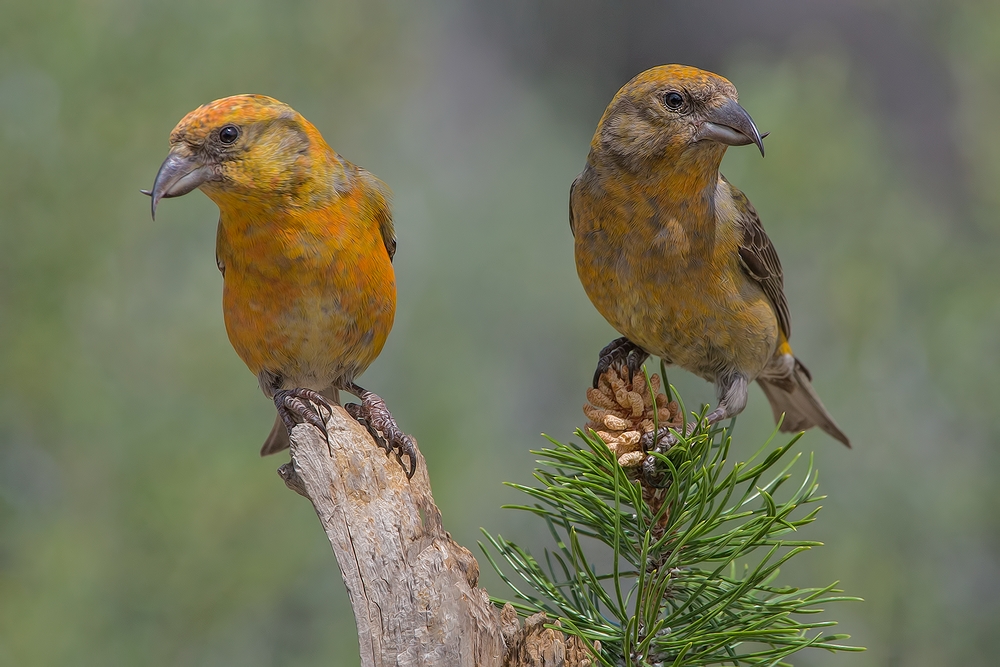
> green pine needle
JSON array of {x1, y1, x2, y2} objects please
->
[{"x1": 482, "y1": 389, "x2": 863, "y2": 666}]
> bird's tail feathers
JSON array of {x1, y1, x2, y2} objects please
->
[
  {"x1": 756, "y1": 357, "x2": 850, "y2": 447},
  {"x1": 259, "y1": 386, "x2": 340, "y2": 457},
  {"x1": 259, "y1": 415, "x2": 291, "y2": 457}
]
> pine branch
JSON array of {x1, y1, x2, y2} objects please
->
[{"x1": 482, "y1": 369, "x2": 864, "y2": 666}]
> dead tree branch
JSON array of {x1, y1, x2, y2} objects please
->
[{"x1": 278, "y1": 406, "x2": 595, "y2": 667}]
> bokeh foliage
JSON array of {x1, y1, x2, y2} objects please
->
[{"x1": 1, "y1": 1, "x2": 998, "y2": 665}]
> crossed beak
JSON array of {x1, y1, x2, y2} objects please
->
[
  {"x1": 141, "y1": 147, "x2": 216, "y2": 219},
  {"x1": 694, "y1": 99, "x2": 766, "y2": 157}
]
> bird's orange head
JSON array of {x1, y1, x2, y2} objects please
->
[
  {"x1": 146, "y1": 95, "x2": 342, "y2": 218},
  {"x1": 591, "y1": 64, "x2": 764, "y2": 174}
]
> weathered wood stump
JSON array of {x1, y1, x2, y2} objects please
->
[{"x1": 277, "y1": 406, "x2": 595, "y2": 667}]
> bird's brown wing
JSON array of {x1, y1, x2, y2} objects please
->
[
  {"x1": 569, "y1": 174, "x2": 581, "y2": 237},
  {"x1": 357, "y1": 167, "x2": 397, "y2": 261},
  {"x1": 374, "y1": 202, "x2": 396, "y2": 261},
  {"x1": 728, "y1": 180, "x2": 791, "y2": 339}
]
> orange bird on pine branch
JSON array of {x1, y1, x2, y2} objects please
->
[
  {"x1": 146, "y1": 95, "x2": 416, "y2": 477},
  {"x1": 571, "y1": 65, "x2": 848, "y2": 480}
]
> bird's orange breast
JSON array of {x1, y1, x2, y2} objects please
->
[
  {"x1": 215, "y1": 185, "x2": 395, "y2": 390},
  {"x1": 573, "y1": 170, "x2": 779, "y2": 382}
]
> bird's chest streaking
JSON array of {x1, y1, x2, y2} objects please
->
[
  {"x1": 216, "y1": 196, "x2": 395, "y2": 390},
  {"x1": 573, "y1": 173, "x2": 779, "y2": 382}
]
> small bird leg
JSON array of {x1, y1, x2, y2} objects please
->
[
  {"x1": 705, "y1": 373, "x2": 748, "y2": 427},
  {"x1": 593, "y1": 336, "x2": 649, "y2": 388},
  {"x1": 274, "y1": 388, "x2": 334, "y2": 453},
  {"x1": 642, "y1": 373, "x2": 748, "y2": 486},
  {"x1": 344, "y1": 383, "x2": 417, "y2": 479}
]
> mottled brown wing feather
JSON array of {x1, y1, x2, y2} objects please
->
[
  {"x1": 376, "y1": 204, "x2": 396, "y2": 261},
  {"x1": 357, "y1": 167, "x2": 396, "y2": 262},
  {"x1": 728, "y1": 179, "x2": 791, "y2": 339},
  {"x1": 569, "y1": 174, "x2": 580, "y2": 237}
]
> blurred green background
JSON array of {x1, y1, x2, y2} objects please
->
[{"x1": 2, "y1": 0, "x2": 998, "y2": 664}]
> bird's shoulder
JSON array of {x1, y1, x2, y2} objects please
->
[
  {"x1": 722, "y1": 177, "x2": 791, "y2": 338},
  {"x1": 568, "y1": 164, "x2": 617, "y2": 238},
  {"x1": 341, "y1": 164, "x2": 396, "y2": 261},
  {"x1": 569, "y1": 173, "x2": 582, "y2": 237},
  {"x1": 215, "y1": 218, "x2": 227, "y2": 276}
]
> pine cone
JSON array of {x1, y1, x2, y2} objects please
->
[{"x1": 584, "y1": 367, "x2": 681, "y2": 468}]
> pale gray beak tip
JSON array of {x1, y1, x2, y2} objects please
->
[
  {"x1": 147, "y1": 149, "x2": 214, "y2": 221},
  {"x1": 755, "y1": 131, "x2": 767, "y2": 157},
  {"x1": 139, "y1": 189, "x2": 156, "y2": 219},
  {"x1": 697, "y1": 99, "x2": 766, "y2": 157}
]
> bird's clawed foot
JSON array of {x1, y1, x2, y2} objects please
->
[
  {"x1": 593, "y1": 337, "x2": 650, "y2": 389},
  {"x1": 639, "y1": 408, "x2": 731, "y2": 486},
  {"x1": 640, "y1": 427, "x2": 679, "y2": 488},
  {"x1": 274, "y1": 388, "x2": 334, "y2": 452},
  {"x1": 345, "y1": 383, "x2": 417, "y2": 479}
]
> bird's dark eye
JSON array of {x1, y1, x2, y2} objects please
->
[
  {"x1": 663, "y1": 92, "x2": 685, "y2": 111},
  {"x1": 219, "y1": 125, "x2": 240, "y2": 144}
]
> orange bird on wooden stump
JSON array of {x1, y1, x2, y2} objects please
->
[
  {"x1": 146, "y1": 95, "x2": 416, "y2": 477},
  {"x1": 570, "y1": 65, "x2": 848, "y2": 481}
]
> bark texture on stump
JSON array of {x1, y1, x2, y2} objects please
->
[{"x1": 278, "y1": 406, "x2": 595, "y2": 667}]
